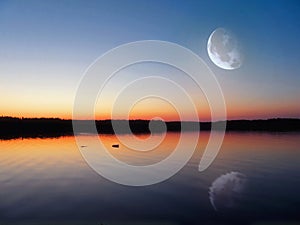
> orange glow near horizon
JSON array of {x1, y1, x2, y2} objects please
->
[
  {"x1": 2, "y1": 96, "x2": 300, "y2": 121},
  {"x1": 128, "y1": 98, "x2": 180, "y2": 121}
]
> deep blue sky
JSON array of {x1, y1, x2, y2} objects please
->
[{"x1": 0, "y1": 0, "x2": 299, "y2": 119}]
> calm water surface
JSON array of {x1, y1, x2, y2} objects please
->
[{"x1": 0, "y1": 132, "x2": 300, "y2": 225}]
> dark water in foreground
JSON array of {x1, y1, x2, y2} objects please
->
[{"x1": 0, "y1": 132, "x2": 300, "y2": 225}]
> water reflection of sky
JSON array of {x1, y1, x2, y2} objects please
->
[{"x1": 0, "y1": 132, "x2": 300, "y2": 224}]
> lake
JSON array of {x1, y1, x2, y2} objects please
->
[{"x1": 0, "y1": 132, "x2": 300, "y2": 225}]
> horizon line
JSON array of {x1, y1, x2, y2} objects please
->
[{"x1": 1, "y1": 115, "x2": 300, "y2": 123}]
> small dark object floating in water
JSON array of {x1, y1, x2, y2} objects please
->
[
  {"x1": 80, "y1": 145, "x2": 87, "y2": 148},
  {"x1": 112, "y1": 144, "x2": 119, "y2": 148}
]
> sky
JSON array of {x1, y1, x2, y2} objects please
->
[{"x1": 0, "y1": 0, "x2": 300, "y2": 121}]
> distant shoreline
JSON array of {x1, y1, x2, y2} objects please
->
[{"x1": 1, "y1": 117, "x2": 300, "y2": 139}]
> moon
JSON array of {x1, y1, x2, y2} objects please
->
[
  {"x1": 209, "y1": 171, "x2": 247, "y2": 211},
  {"x1": 207, "y1": 28, "x2": 243, "y2": 70}
]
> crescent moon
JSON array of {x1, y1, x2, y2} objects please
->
[{"x1": 207, "y1": 28, "x2": 242, "y2": 70}]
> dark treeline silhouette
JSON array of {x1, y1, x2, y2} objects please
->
[
  {"x1": 1, "y1": 116, "x2": 300, "y2": 139},
  {"x1": 0, "y1": 117, "x2": 73, "y2": 139}
]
